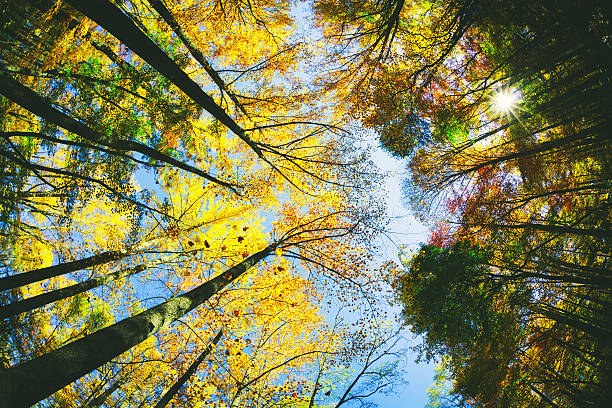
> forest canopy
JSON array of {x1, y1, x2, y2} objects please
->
[{"x1": 0, "y1": 1, "x2": 610, "y2": 408}]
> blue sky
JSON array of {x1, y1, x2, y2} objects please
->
[
  {"x1": 129, "y1": 4, "x2": 438, "y2": 405},
  {"x1": 368, "y1": 142, "x2": 435, "y2": 408},
  {"x1": 131, "y1": 130, "x2": 437, "y2": 408}
]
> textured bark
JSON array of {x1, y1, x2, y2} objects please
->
[
  {"x1": 0, "y1": 242, "x2": 277, "y2": 408},
  {"x1": 153, "y1": 329, "x2": 223, "y2": 408}
]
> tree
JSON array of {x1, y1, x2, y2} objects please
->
[
  {"x1": 394, "y1": 240, "x2": 611, "y2": 407},
  {"x1": 153, "y1": 329, "x2": 223, "y2": 408},
  {"x1": 0, "y1": 237, "x2": 273, "y2": 406},
  {"x1": 311, "y1": 1, "x2": 612, "y2": 404},
  {"x1": 0, "y1": 2, "x2": 390, "y2": 408}
]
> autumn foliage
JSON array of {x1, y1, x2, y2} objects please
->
[{"x1": 1, "y1": 1, "x2": 610, "y2": 408}]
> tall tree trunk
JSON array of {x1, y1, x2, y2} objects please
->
[
  {"x1": 0, "y1": 215, "x2": 233, "y2": 291},
  {"x1": 527, "y1": 382, "x2": 562, "y2": 408},
  {"x1": 451, "y1": 123, "x2": 605, "y2": 180},
  {"x1": 145, "y1": 0, "x2": 249, "y2": 117},
  {"x1": 534, "y1": 305, "x2": 610, "y2": 339},
  {"x1": 488, "y1": 221, "x2": 610, "y2": 240},
  {"x1": 153, "y1": 329, "x2": 224, "y2": 408},
  {"x1": 0, "y1": 146, "x2": 164, "y2": 217},
  {"x1": 0, "y1": 241, "x2": 278, "y2": 408},
  {"x1": 64, "y1": 0, "x2": 262, "y2": 155},
  {"x1": 0, "y1": 254, "x2": 178, "y2": 319},
  {"x1": 0, "y1": 249, "x2": 129, "y2": 291},
  {"x1": 0, "y1": 72, "x2": 236, "y2": 190},
  {"x1": 83, "y1": 373, "x2": 128, "y2": 408},
  {"x1": 114, "y1": 372, "x2": 155, "y2": 408},
  {"x1": 495, "y1": 265, "x2": 612, "y2": 289},
  {"x1": 88, "y1": 38, "x2": 191, "y2": 124}
]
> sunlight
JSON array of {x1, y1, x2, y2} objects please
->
[{"x1": 492, "y1": 88, "x2": 521, "y2": 115}]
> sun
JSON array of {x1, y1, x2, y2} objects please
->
[{"x1": 492, "y1": 88, "x2": 521, "y2": 115}]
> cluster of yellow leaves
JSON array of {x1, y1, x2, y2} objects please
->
[
  {"x1": 70, "y1": 198, "x2": 133, "y2": 250},
  {"x1": 161, "y1": 0, "x2": 295, "y2": 71},
  {"x1": 13, "y1": 235, "x2": 54, "y2": 272},
  {"x1": 161, "y1": 262, "x2": 340, "y2": 407},
  {"x1": 0, "y1": 1, "x2": 390, "y2": 407}
]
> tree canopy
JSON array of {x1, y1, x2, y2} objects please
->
[{"x1": 1, "y1": 0, "x2": 610, "y2": 407}]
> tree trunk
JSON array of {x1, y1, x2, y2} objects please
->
[
  {"x1": 0, "y1": 249, "x2": 128, "y2": 291},
  {"x1": 0, "y1": 72, "x2": 236, "y2": 189},
  {"x1": 0, "y1": 217, "x2": 229, "y2": 291},
  {"x1": 0, "y1": 241, "x2": 278, "y2": 408},
  {"x1": 527, "y1": 382, "x2": 562, "y2": 408},
  {"x1": 451, "y1": 123, "x2": 605, "y2": 180},
  {"x1": 497, "y1": 265, "x2": 612, "y2": 289},
  {"x1": 0, "y1": 254, "x2": 178, "y2": 319},
  {"x1": 153, "y1": 329, "x2": 223, "y2": 408},
  {"x1": 145, "y1": 0, "x2": 249, "y2": 117},
  {"x1": 65, "y1": 0, "x2": 261, "y2": 153},
  {"x1": 489, "y1": 221, "x2": 610, "y2": 240},
  {"x1": 83, "y1": 374, "x2": 127, "y2": 408},
  {"x1": 0, "y1": 147, "x2": 164, "y2": 217},
  {"x1": 535, "y1": 305, "x2": 610, "y2": 339}
]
